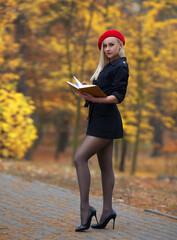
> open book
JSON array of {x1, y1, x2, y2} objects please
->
[{"x1": 67, "y1": 76, "x2": 107, "y2": 97}]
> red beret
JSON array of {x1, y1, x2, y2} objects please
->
[{"x1": 98, "y1": 30, "x2": 125, "y2": 50}]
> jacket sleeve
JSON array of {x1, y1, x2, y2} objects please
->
[{"x1": 111, "y1": 64, "x2": 129, "y2": 104}]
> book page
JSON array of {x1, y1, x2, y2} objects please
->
[
  {"x1": 79, "y1": 84, "x2": 95, "y2": 89},
  {"x1": 67, "y1": 81, "x2": 79, "y2": 89},
  {"x1": 73, "y1": 76, "x2": 95, "y2": 89},
  {"x1": 73, "y1": 76, "x2": 83, "y2": 88}
]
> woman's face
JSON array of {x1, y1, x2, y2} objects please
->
[{"x1": 103, "y1": 37, "x2": 122, "y2": 62}]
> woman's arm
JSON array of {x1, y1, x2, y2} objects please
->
[{"x1": 78, "y1": 92, "x2": 119, "y2": 104}]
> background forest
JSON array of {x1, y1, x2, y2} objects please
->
[{"x1": 0, "y1": 0, "x2": 177, "y2": 177}]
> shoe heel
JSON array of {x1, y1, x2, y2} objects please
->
[
  {"x1": 113, "y1": 217, "x2": 116, "y2": 229},
  {"x1": 94, "y1": 213, "x2": 98, "y2": 224},
  {"x1": 91, "y1": 210, "x2": 116, "y2": 230}
]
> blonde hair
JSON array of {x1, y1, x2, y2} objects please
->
[{"x1": 90, "y1": 38, "x2": 125, "y2": 82}]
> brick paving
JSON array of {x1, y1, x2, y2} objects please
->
[{"x1": 0, "y1": 173, "x2": 176, "y2": 240}]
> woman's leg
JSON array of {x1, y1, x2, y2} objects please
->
[
  {"x1": 74, "y1": 135, "x2": 112, "y2": 225},
  {"x1": 97, "y1": 139, "x2": 114, "y2": 223}
]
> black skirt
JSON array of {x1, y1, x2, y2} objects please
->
[{"x1": 86, "y1": 102, "x2": 123, "y2": 139}]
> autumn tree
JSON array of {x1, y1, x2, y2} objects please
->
[
  {"x1": 1, "y1": 0, "x2": 177, "y2": 168},
  {"x1": 126, "y1": 0, "x2": 177, "y2": 173},
  {"x1": 0, "y1": 0, "x2": 37, "y2": 159}
]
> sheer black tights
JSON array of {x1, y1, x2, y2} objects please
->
[{"x1": 74, "y1": 135, "x2": 114, "y2": 225}]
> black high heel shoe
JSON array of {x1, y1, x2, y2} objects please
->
[
  {"x1": 91, "y1": 209, "x2": 117, "y2": 229},
  {"x1": 75, "y1": 206, "x2": 98, "y2": 232}
]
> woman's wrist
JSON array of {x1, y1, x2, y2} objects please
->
[
  {"x1": 94, "y1": 97, "x2": 104, "y2": 103},
  {"x1": 93, "y1": 95, "x2": 118, "y2": 104}
]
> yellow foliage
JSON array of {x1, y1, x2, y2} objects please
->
[
  {"x1": 0, "y1": 85, "x2": 37, "y2": 159},
  {"x1": 1, "y1": 0, "x2": 177, "y2": 151}
]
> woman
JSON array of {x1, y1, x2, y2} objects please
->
[{"x1": 74, "y1": 30, "x2": 129, "y2": 232}]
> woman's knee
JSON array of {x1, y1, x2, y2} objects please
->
[
  {"x1": 74, "y1": 149, "x2": 89, "y2": 167},
  {"x1": 74, "y1": 151, "x2": 82, "y2": 167}
]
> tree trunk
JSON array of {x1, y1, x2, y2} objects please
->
[
  {"x1": 131, "y1": 5, "x2": 144, "y2": 175},
  {"x1": 14, "y1": 14, "x2": 28, "y2": 96},
  {"x1": 55, "y1": 117, "x2": 69, "y2": 160},
  {"x1": 131, "y1": 110, "x2": 141, "y2": 174},
  {"x1": 114, "y1": 140, "x2": 119, "y2": 168},
  {"x1": 151, "y1": 88, "x2": 163, "y2": 156},
  {"x1": 119, "y1": 137, "x2": 128, "y2": 172},
  {"x1": 72, "y1": 0, "x2": 96, "y2": 161},
  {"x1": 72, "y1": 98, "x2": 81, "y2": 161},
  {"x1": 14, "y1": 14, "x2": 37, "y2": 160},
  {"x1": 25, "y1": 111, "x2": 43, "y2": 160}
]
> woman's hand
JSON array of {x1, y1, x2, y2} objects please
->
[
  {"x1": 78, "y1": 92, "x2": 95, "y2": 102},
  {"x1": 77, "y1": 92, "x2": 118, "y2": 104}
]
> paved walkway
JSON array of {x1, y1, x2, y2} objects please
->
[{"x1": 0, "y1": 174, "x2": 176, "y2": 240}]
